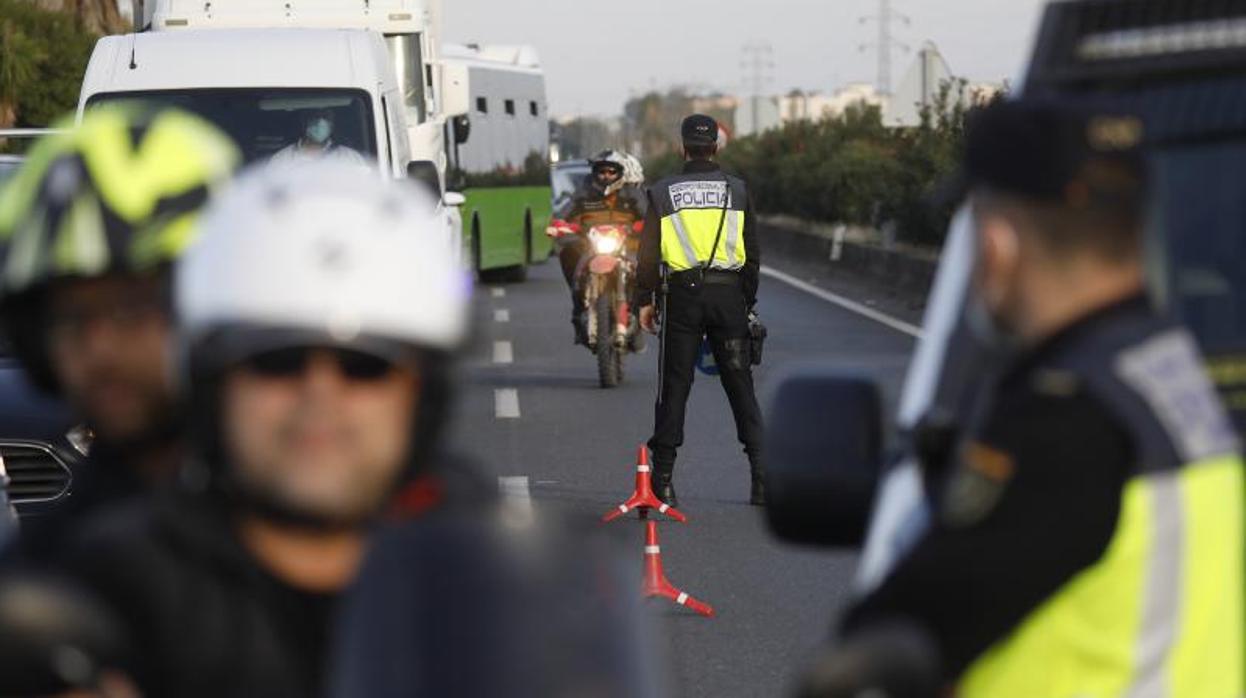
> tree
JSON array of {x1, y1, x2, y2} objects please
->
[
  {"x1": 0, "y1": 0, "x2": 98, "y2": 140},
  {"x1": 17, "y1": 0, "x2": 128, "y2": 34},
  {"x1": 0, "y1": 20, "x2": 43, "y2": 128}
]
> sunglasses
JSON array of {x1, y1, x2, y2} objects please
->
[{"x1": 241, "y1": 347, "x2": 400, "y2": 382}]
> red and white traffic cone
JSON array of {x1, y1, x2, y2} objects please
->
[
  {"x1": 641, "y1": 520, "x2": 714, "y2": 617},
  {"x1": 601, "y1": 445, "x2": 687, "y2": 523}
]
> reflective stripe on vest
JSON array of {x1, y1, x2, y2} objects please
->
[
  {"x1": 954, "y1": 322, "x2": 1246, "y2": 698},
  {"x1": 656, "y1": 179, "x2": 746, "y2": 272},
  {"x1": 958, "y1": 454, "x2": 1244, "y2": 698}
]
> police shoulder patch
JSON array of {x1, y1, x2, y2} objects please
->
[{"x1": 942, "y1": 442, "x2": 1016, "y2": 528}]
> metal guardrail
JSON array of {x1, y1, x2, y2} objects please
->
[{"x1": 0, "y1": 129, "x2": 68, "y2": 139}]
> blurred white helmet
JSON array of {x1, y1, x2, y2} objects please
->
[{"x1": 178, "y1": 159, "x2": 471, "y2": 357}]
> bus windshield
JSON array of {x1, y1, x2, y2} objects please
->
[{"x1": 86, "y1": 88, "x2": 377, "y2": 165}]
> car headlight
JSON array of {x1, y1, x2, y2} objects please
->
[
  {"x1": 66, "y1": 424, "x2": 94, "y2": 457},
  {"x1": 593, "y1": 236, "x2": 622, "y2": 255}
]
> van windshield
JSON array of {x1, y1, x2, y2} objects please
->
[{"x1": 86, "y1": 88, "x2": 378, "y2": 165}]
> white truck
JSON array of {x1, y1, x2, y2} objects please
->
[
  {"x1": 79, "y1": 28, "x2": 412, "y2": 174},
  {"x1": 77, "y1": 26, "x2": 466, "y2": 266},
  {"x1": 131, "y1": 0, "x2": 465, "y2": 189},
  {"x1": 126, "y1": 0, "x2": 550, "y2": 280}
]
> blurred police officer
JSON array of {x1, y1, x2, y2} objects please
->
[
  {"x1": 636, "y1": 114, "x2": 764, "y2": 507},
  {"x1": 0, "y1": 108, "x2": 239, "y2": 559},
  {"x1": 55, "y1": 160, "x2": 474, "y2": 698},
  {"x1": 833, "y1": 101, "x2": 1243, "y2": 697}
]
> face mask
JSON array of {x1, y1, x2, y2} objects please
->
[{"x1": 305, "y1": 118, "x2": 332, "y2": 145}]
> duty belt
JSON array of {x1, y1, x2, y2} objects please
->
[{"x1": 669, "y1": 268, "x2": 741, "y2": 287}]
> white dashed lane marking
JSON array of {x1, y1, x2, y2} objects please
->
[
  {"x1": 494, "y1": 388, "x2": 521, "y2": 419},
  {"x1": 493, "y1": 340, "x2": 514, "y2": 365},
  {"x1": 490, "y1": 287, "x2": 506, "y2": 299},
  {"x1": 494, "y1": 309, "x2": 510, "y2": 323}
]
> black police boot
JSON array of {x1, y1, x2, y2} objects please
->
[
  {"x1": 656, "y1": 472, "x2": 678, "y2": 509},
  {"x1": 749, "y1": 460, "x2": 766, "y2": 507}
]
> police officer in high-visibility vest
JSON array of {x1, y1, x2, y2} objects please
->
[
  {"x1": 825, "y1": 100, "x2": 1244, "y2": 697},
  {"x1": 636, "y1": 114, "x2": 764, "y2": 508}
]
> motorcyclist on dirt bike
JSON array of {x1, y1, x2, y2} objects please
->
[{"x1": 549, "y1": 150, "x2": 645, "y2": 345}]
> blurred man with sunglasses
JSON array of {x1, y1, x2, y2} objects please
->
[
  {"x1": 54, "y1": 160, "x2": 475, "y2": 697},
  {"x1": 0, "y1": 108, "x2": 240, "y2": 560}
]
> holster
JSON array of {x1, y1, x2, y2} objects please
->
[{"x1": 748, "y1": 315, "x2": 768, "y2": 366}]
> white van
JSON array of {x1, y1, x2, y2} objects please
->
[
  {"x1": 78, "y1": 27, "x2": 414, "y2": 178},
  {"x1": 78, "y1": 27, "x2": 464, "y2": 264}
]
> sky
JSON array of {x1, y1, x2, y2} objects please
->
[{"x1": 443, "y1": 0, "x2": 1050, "y2": 119}]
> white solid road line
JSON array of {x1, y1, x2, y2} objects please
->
[
  {"x1": 490, "y1": 287, "x2": 506, "y2": 299},
  {"x1": 494, "y1": 388, "x2": 521, "y2": 419},
  {"x1": 761, "y1": 265, "x2": 923, "y2": 339},
  {"x1": 494, "y1": 309, "x2": 510, "y2": 323},
  {"x1": 493, "y1": 340, "x2": 514, "y2": 365}
]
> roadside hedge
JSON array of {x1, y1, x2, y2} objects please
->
[
  {"x1": 0, "y1": 0, "x2": 97, "y2": 139},
  {"x1": 648, "y1": 80, "x2": 988, "y2": 249}
]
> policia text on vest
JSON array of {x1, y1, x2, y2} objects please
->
[{"x1": 634, "y1": 153, "x2": 764, "y2": 507}]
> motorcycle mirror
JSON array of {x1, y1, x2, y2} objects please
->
[
  {"x1": 764, "y1": 367, "x2": 884, "y2": 548},
  {"x1": 452, "y1": 115, "x2": 471, "y2": 146}
]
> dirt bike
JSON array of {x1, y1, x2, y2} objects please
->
[{"x1": 547, "y1": 220, "x2": 644, "y2": 388}]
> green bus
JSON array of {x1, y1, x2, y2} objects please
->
[{"x1": 443, "y1": 43, "x2": 553, "y2": 282}]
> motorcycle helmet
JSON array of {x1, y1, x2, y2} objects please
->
[
  {"x1": 620, "y1": 152, "x2": 646, "y2": 187},
  {"x1": 0, "y1": 107, "x2": 241, "y2": 394},
  {"x1": 589, "y1": 150, "x2": 630, "y2": 197},
  {"x1": 177, "y1": 159, "x2": 472, "y2": 519}
]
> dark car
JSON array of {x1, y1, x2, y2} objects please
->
[
  {"x1": 0, "y1": 359, "x2": 80, "y2": 518},
  {"x1": 551, "y1": 159, "x2": 591, "y2": 219},
  {"x1": 0, "y1": 156, "x2": 23, "y2": 187},
  {"x1": 0, "y1": 154, "x2": 80, "y2": 517}
]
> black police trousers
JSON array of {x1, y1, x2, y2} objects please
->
[
  {"x1": 649, "y1": 275, "x2": 763, "y2": 478},
  {"x1": 558, "y1": 238, "x2": 589, "y2": 314}
]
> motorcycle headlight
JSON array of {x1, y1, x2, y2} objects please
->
[{"x1": 593, "y1": 236, "x2": 622, "y2": 255}]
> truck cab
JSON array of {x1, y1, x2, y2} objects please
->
[
  {"x1": 78, "y1": 28, "x2": 412, "y2": 177},
  {"x1": 133, "y1": 0, "x2": 460, "y2": 186}
]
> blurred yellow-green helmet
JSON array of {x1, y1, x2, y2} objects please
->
[
  {"x1": 0, "y1": 106, "x2": 239, "y2": 393},
  {"x1": 0, "y1": 106, "x2": 240, "y2": 293}
]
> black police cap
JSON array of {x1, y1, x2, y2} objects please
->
[
  {"x1": 681, "y1": 114, "x2": 719, "y2": 147},
  {"x1": 960, "y1": 100, "x2": 1146, "y2": 210}
]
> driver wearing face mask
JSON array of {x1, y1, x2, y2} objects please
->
[{"x1": 271, "y1": 109, "x2": 367, "y2": 167}]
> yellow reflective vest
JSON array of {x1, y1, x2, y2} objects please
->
[
  {"x1": 650, "y1": 172, "x2": 748, "y2": 272},
  {"x1": 960, "y1": 323, "x2": 1244, "y2": 698}
]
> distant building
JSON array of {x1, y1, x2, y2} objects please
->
[
  {"x1": 885, "y1": 41, "x2": 1005, "y2": 127},
  {"x1": 735, "y1": 96, "x2": 781, "y2": 137},
  {"x1": 734, "y1": 83, "x2": 887, "y2": 136},
  {"x1": 886, "y1": 41, "x2": 953, "y2": 127}
]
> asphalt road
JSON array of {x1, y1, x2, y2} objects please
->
[{"x1": 444, "y1": 258, "x2": 917, "y2": 697}]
